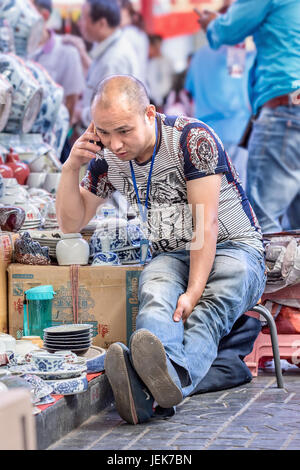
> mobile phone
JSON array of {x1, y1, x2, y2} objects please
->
[{"x1": 89, "y1": 125, "x2": 104, "y2": 149}]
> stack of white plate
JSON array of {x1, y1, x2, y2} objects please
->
[
  {"x1": 43, "y1": 324, "x2": 94, "y2": 354},
  {"x1": 26, "y1": 229, "x2": 63, "y2": 258},
  {"x1": 21, "y1": 218, "x2": 42, "y2": 230},
  {"x1": 43, "y1": 216, "x2": 59, "y2": 229}
]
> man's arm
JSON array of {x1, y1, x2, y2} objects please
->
[
  {"x1": 56, "y1": 122, "x2": 106, "y2": 233},
  {"x1": 203, "y1": 0, "x2": 272, "y2": 49},
  {"x1": 173, "y1": 173, "x2": 221, "y2": 323}
]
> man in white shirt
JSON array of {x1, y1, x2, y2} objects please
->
[
  {"x1": 31, "y1": 0, "x2": 85, "y2": 123},
  {"x1": 77, "y1": 0, "x2": 143, "y2": 128}
]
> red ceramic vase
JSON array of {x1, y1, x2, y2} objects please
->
[{"x1": 0, "y1": 155, "x2": 14, "y2": 178}]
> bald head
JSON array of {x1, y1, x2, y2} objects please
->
[{"x1": 92, "y1": 75, "x2": 150, "y2": 116}]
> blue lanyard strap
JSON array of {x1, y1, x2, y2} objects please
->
[{"x1": 130, "y1": 118, "x2": 158, "y2": 223}]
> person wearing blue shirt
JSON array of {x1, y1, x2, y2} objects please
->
[
  {"x1": 185, "y1": 43, "x2": 255, "y2": 186},
  {"x1": 197, "y1": 0, "x2": 300, "y2": 233}
]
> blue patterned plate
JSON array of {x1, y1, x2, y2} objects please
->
[
  {"x1": 8, "y1": 363, "x2": 87, "y2": 379},
  {"x1": 45, "y1": 373, "x2": 88, "y2": 395}
]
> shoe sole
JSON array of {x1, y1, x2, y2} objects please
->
[
  {"x1": 131, "y1": 330, "x2": 183, "y2": 408},
  {"x1": 104, "y1": 343, "x2": 139, "y2": 425}
]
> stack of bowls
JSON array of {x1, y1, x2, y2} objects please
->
[{"x1": 43, "y1": 324, "x2": 93, "y2": 354}]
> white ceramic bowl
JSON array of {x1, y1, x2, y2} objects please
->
[
  {"x1": 28, "y1": 154, "x2": 46, "y2": 172},
  {"x1": 26, "y1": 172, "x2": 47, "y2": 188},
  {"x1": 43, "y1": 173, "x2": 61, "y2": 194}
]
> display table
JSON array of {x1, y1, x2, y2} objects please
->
[{"x1": 35, "y1": 371, "x2": 113, "y2": 450}]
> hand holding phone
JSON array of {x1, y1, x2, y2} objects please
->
[{"x1": 89, "y1": 124, "x2": 104, "y2": 160}]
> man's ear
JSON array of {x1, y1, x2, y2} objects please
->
[{"x1": 145, "y1": 104, "x2": 156, "y2": 124}]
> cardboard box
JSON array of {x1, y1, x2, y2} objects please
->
[
  {"x1": 8, "y1": 263, "x2": 143, "y2": 348},
  {"x1": 0, "y1": 232, "x2": 19, "y2": 333},
  {"x1": 0, "y1": 389, "x2": 37, "y2": 450}
]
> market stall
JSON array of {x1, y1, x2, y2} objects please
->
[
  {"x1": 0, "y1": 0, "x2": 149, "y2": 432},
  {"x1": 0, "y1": 0, "x2": 300, "y2": 451}
]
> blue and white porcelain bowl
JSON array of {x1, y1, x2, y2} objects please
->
[
  {"x1": 45, "y1": 373, "x2": 88, "y2": 396},
  {"x1": 92, "y1": 251, "x2": 120, "y2": 266},
  {"x1": 31, "y1": 351, "x2": 65, "y2": 372}
]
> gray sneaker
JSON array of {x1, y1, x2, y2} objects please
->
[
  {"x1": 104, "y1": 342, "x2": 154, "y2": 425},
  {"x1": 130, "y1": 329, "x2": 183, "y2": 408}
]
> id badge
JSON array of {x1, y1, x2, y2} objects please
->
[{"x1": 140, "y1": 239, "x2": 149, "y2": 265}]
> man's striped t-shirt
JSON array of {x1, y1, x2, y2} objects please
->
[{"x1": 80, "y1": 113, "x2": 264, "y2": 255}]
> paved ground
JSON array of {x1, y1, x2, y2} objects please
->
[{"x1": 48, "y1": 367, "x2": 300, "y2": 451}]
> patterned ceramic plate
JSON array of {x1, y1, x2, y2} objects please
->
[
  {"x1": 43, "y1": 332, "x2": 93, "y2": 340},
  {"x1": 46, "y1": 373, "x2": 88, "y2": 396},
  {"x1": 45, "y1": 346, "x2": 91, "y2": 354},
  {"x1": 44, "y1": 324, "x2": 93, "y2": 335},
  {"x1": 8, "y1": 363, "x2": 87, "y2": 379}
]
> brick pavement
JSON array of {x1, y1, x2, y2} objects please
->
[{"x1": 48, "y1": 369, "x2": 300, "y2": 451}]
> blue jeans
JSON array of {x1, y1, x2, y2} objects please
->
[
  {"x1": 136, "y1": 241, "x2": 266, "y2": 398},
  {"x1": 247, "y1": 105, "x2": 300, "y2": 233}
]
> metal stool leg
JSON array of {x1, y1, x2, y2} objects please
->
[{"x1": 250, "y1": 305, "x2": 285, "y2": 388}]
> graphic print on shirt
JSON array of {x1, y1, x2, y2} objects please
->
[
  {"x1": 119, "y1": 168, "x2": 193, "y2": 252},
  {"x1": 80, "y1": 113, "x2": 264, "y2": 255}
]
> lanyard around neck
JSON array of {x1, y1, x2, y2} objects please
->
[{"x1": 129, "y1": 118, "x2": 158, "y2": 224}]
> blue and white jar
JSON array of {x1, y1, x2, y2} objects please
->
[
  {"x1": 0, "y1": 73, "x2": 13, "y2": 133},
  {"x1": 0, "y1": 0, "x2": 44, "y2": 58},
  {"x1": 26, "y1": 60, "x2": 64, "y2": 136},
  {"x1": 0, "y1": 18, "x2": 15, "y2": 54},
  {"x1": 0, "y1": 53, "x2": 43, "y2": 134}
]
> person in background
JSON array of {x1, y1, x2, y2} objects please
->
[
  {"x1": 31, "y1": 0, "x2": 85, "y2": 124},
  {"x1": 197, "y1": 0, "x2": 300, "y2": 233},
  {"x1": 164, "y1": 66, "x2": 194, "y2": 118},
  {"x1": 185, "y1": 0, "x2": 254, "y2": 187},
  {"x1": 147, "y1": 34, "x2": 174, "y2": 111},
  {"x1": 76, "y1": 0, "x2": 142, "y2": 130},
  {"x1": 61, "y1": 34, "x2": 92, "y2": 79},
  {"x1": 119, "y1": 0, "x2": 149, "y2": 86}
]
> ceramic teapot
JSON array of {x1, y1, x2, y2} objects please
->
[
  {"x1": 0, "y1": 73, "x2": 13, "y2": 132},
  {"x1": 5, "y1": 148, "x2": 30, "y2": 185},
  {"x1": 0, "y1": 0, "x2": 44, "y2": 58},
  {"x1": 0, "y1": 53, "x2": 43, "y2": 133}
]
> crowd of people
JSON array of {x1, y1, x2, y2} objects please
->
[
  {"x1": 50, "y1": 0, "x2": 300, "y2": 425},
  {"x1": 33, "y1": 0, "x2": 300, "y2": 237}
]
